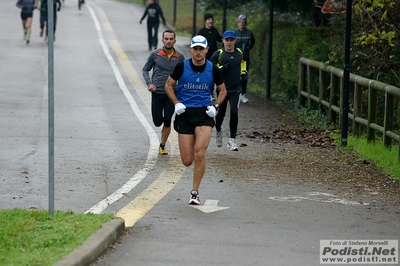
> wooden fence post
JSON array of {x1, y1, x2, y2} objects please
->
[
  {"x1": 298, "y1": 60, "x2": 306, "y2": 107},
  {"x1": 352, "y1": 81, "x2": 362, "y2": 136},
  {"x1": 367, "y1": 81, "x2": 378, "y2": 143},
  {"x1": 307, "y1": 65, "x2": 314, "y2": 109},
  {"x1": 329, "y1": 74, "x2": 338, "y2": 124},
  {"x1": 320, "y1": 69, "x2": 328, "y2": 112},
  {"x1": 384, "y1": 90, "x2": 394, "y2": 147}
]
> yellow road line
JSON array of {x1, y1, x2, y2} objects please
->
[{"x1": 115, "y1": 153, "x2": 184, "y2": 227}]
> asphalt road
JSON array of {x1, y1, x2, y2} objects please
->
[{"x1": 1, "y1": 0, "x2": 398, "y2": 265}]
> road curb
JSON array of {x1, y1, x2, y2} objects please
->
[{"x1": 54, "y1": 218, "x2": 125, "y2": 266}]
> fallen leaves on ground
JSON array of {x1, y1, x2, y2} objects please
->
[{"x1": 245, "y1": 128, "x2": 336, "y2": 148}]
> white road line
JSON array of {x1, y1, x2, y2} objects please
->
[{"x1": 84, "y1": 4, "x2": 159, "y2": 214}]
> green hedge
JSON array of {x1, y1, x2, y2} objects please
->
[{"x1": 250, "y1": 19, "x2": 330, "y2": 99}]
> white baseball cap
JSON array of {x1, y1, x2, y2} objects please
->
[{"x1": 190, "y1": 35, "x2": 208, "y2": 48}]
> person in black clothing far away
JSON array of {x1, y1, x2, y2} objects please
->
[
  {"x1": 197, "y1": 13, "x2": 222, "y2": 101},
  {"x1": 140, "y1": 0, "x2": 167, "y2": 51}
]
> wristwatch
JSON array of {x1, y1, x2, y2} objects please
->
[{"x1": 213, "y1": 104, "x2": 220, "y2": 111}]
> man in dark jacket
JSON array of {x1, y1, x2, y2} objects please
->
[
  {"x1": 197, "y1": 13, "x2": 222, "y2": 100},
  {"x1": 197, "y1": 13, "x2": 222, "y2": 60}
]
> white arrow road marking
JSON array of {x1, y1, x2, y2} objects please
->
[{"x1": 190, "y1": 200, "x2": 230, "y2": 213}]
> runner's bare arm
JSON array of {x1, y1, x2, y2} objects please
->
[
  {"x1": 165, "y1": 76, "x2": 179, "y2": 104},
  {"x1": 215, "y1": 82, "x2": 227, "y2": 106}
]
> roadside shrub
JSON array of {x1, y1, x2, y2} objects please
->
[{"x1": 250, "y1": 18, "x2": 330, "y2": 99}]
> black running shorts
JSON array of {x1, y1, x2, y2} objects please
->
[
  {"x1": 21, "y1": 11, "x2": 33, "y2": 20},
  {"x1": 174, "y1": 107, "x2": 215, "y2": 134}
]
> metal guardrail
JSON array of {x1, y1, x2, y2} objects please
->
[{"x1": 298, "y1": 57, "x2": 400, "y2": 159}]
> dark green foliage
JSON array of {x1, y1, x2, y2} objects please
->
[
  {"x1": 200, "y1": 0, "x2": 399, "y2": 102},
  {"x1": 202, "y1": 0, "x2": 318, "y2": 15},
  {"x1": 199, "y1": 0, "x2": 250, "y2": 10},
  {"x1": 352, "y1": 0, "x2": 400, "y2": 87},
  {"x1": 250, "y1": 19, "x2": 330, "y2": 98}
]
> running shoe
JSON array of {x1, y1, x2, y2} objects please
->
[
  {"x1": 188, "y1": 190, "x2": 200, "y2": 205},
  {"x1": 227, "y1": 138, "x2": 239, "y2": 151},
  {"x1": 159, "y1": 144, "x2": 168, "y2": 155},
  {"x1": 26, "y1": 39, "x2": 30, "y2": 44},
  {"x1": 241, "y1": 93, "x2": 249, "y2": 103},
  {"x1": 40, "y1": 29, "x2": 43, "y2": 37},
  {"x1": 216, "y1": 127, "x2": 223, "y2": 147}
]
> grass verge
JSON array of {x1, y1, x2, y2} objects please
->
[
  {"x1": 0, "y1": 209, "x2": 113, "y2": 266},
  {"x1": 334, "y1": 135, "x2": 400, "y2": 181}
]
